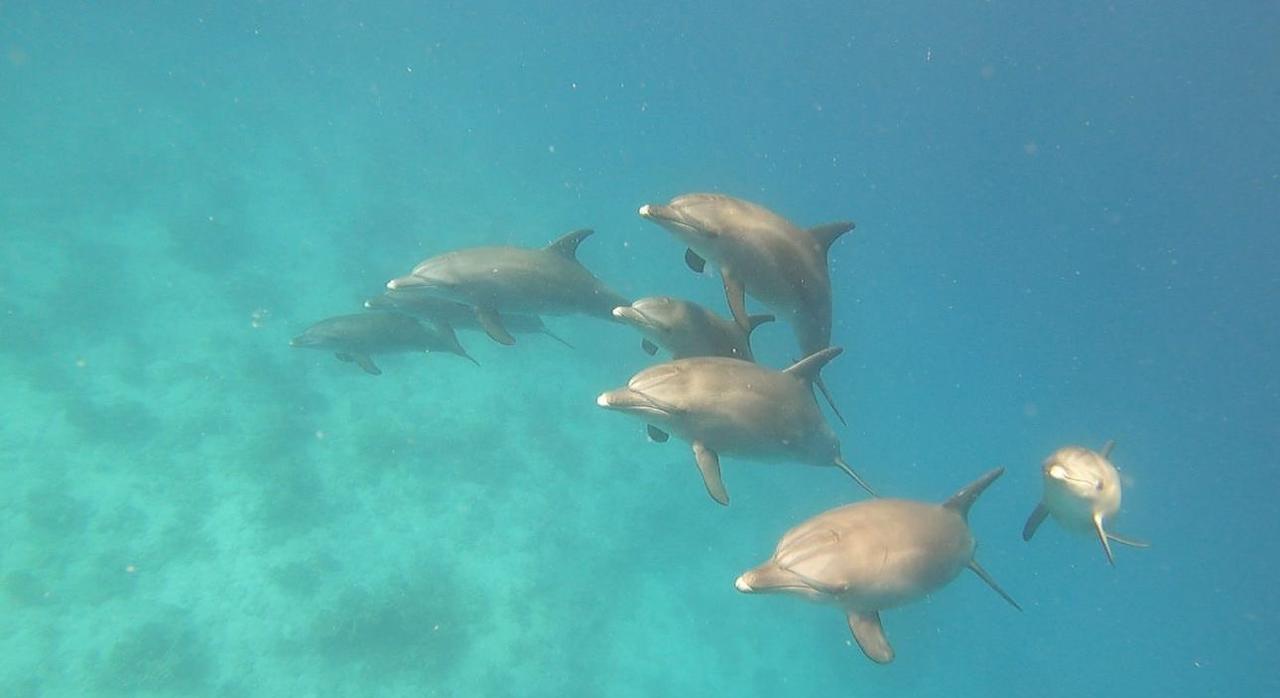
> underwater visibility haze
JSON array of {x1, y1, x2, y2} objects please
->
[{"x1": 1, "y1": 2, "x2": 1277, "y2": 696}]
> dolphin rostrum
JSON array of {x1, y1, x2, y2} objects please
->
[
  {"x1": 1022, "y1": 441, "x2": 1148, "y2": 565},
  {"x1": 736, "y1": 468, "x2": 1021, "y2": 664},
  {"x1": 386, "y1": 229, "x2": 629, "y2": 345},
  {"x1": 596, "y1": 347, "x2": 874, "y2": 505},
  {"x1": 290, "y1": 311, "x2": 477, "y2": 374}
]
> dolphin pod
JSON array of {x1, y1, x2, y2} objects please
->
[
  {"x1": 638, "y1": 193, "x2": 853, "y2": 424},
  {"x1": 288, "y1": 192, "x2": 1147, "y2": 665}
]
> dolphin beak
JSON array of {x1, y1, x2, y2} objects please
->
[
  {"x1": 638, "y1": 203, "x2": 674, "y2": 221},
  {"x1": 611, "y1": 306, "x2": 649, "y2": 328},
  {"x1": 386, "y1": 274, "x2": 430, "y2": 291},
  {"x1": 596, "y1": 388, "x2": 672, "y2": 419},
  {"x1": 734, "y1": 575, "x2": 754, "y2": 593}
]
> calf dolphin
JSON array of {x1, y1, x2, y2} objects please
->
[
  {"x1": 735, "y1": 468, "x2": 1021, "y2": 664},
  {"x1": 366, "y1": 291, "x2": 573, "y2": 347},
  {"x1": 638, "y1": 193, "x2": 853, "y2": 421},
  {"x1": 386, "y1": 229, "x2": 629, "y2": 345},
  {"x1": 290, "y1": 311, "x2": 476, "y2": 375},
  {"x1": 595, "y1": 347, "x2": 874, "y2": 505},
  {"x1": 1022, "y1": 441, "x2": 1148, "y2": 565},
  {"x1": 612, "y1": 296, "x2": 772, "y2": 360}
]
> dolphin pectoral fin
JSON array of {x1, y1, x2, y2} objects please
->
[
  {"x1": 720, "y1": 272, "x2": 750, "y2": 331},
  {"x1": 353, "y1": 354, "x2": 381, "y2": 376},
  {"x1": 1092, "y1": 514, "x2": 1117, "y2": 566},
  {"x1": 475, "y1": 308, "x2": 516, "y2": 345},
  {"x1": 692, "y1": 441, "x2": 729, "y2": 506},
  {"x1": 535, "y1": 323, "x2": 573, "y2": 348},
  {"x1": 335, "y1": 353, "x2": 354, "y2": 362},
  {"x1": 846, "y1": 610, "x2": 894, "y2": 664},
  {"x1": 1100, "y1": 439, "x2": 1116, "y2": 458},
  {"x1": 1106, "y1": 531, "x2": 1150, "y2": 549},
  {"x1": 430, "y1": 318, "x2": 477, "y2": 364},
  {"x1": 641, "y1": 339, "x2": 659, "y2": 356},
  {"x1": 809, "y1": 221, "x2": 855, "y2": 258},
  {"x1": 1022, "y1": 502, "x2": 1050, "y2": 541},
  {"x1": 684, "y1": 248, "x2": 707, "y2": 273},
  {"x1": 833, "y1": 456, "x2": 877, "y2": 497},
  {"x1": 967, "y1": 559, "x2": 1022, "y2": 611},
  {"x1": 814, "y1": 374, "x2": 847, "y2": 426},
  {"x1": 646, "y1": 425, "x2": 670, "y2": 443},
  {"x1": 545, "y1": 228, "x2": 594, "y2": 260}
]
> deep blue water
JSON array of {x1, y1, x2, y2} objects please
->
[{"x1": 2, "y1": 2, "x2": 1276, "y2": 696}]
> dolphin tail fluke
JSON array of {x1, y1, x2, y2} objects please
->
[
  {"x1": 1093, "y1": 514, "x2": 1117, "y2": 566},
  {"x1": 833, "y1": 456, "x2": 877, "y2": 497},
  {"x1": 1022, "y1": 502, "x2": 1050, "y2": 541},
  {"x1": 967, "y1": 559, "x2": 1022, "y2": 611},
  {"x1": 847, "y1": 610, "x2": 895, "y2": 664},
  {"x1": 942, "y1": 468, "x2": 1005, "y2": 520}
]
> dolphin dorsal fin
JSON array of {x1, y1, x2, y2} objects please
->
[
  {"x1": 808, "y1": 221, "x2": 855, "y2": 257},
  {"x1": 783, "y1": 346, "x2": 843, "y2": 383},
  {"x1": 545, "y1": 229, "x2": 595, "y2": 260},
  {"x1": 1100, "y1": 440, "x2": 1116, "y2": 458},
  {"x1": 942, "y1": 468, "x2": 1005, "y2": 520}
]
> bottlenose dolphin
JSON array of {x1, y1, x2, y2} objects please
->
[
  {"x1": 1022, "y1": 441, "x2": 1148, "y2": 566},
  {"x1": 638, "y1": 193, "x2": 853, "y2": 422},
  {"x1": 612, "y1": 296, "x2": 773, "y2": 360},
  {"x1": 290, "y1": 311, "x2": 477, "y2": 375},
  {"x1": 365, "y1": 290, "x2": 573, "y2": 347},
  {"x1": 385, "y1": 229, "x2": 629, "y2": 345},
  {"x1": 735, "y1": 468, "x2": 1021, "y2": 664},
  {"x1": 595, "y1": 347, "x2": 874, "y2": 505}
]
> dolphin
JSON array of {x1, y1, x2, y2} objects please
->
[
  {"x1": 611, "y1": 296, "x2": 773, "y2": 361},
  {"x1": 366, "y1": 290, "x2": 573, "y2": 348},
  {"x1": 385, "y1": 229, "x2": 629, "y2": 345},
  {"x1": 595, "y1": 347, "x2": 874, "y2": 505},
  {"x1": 735, "y1": 468, "x2": 1021, "y2": 664},
  {"x1": 289, "y1": 311, "x2": 477, "y2": 375},
  {"x1": 638, "y1": 193, "x2": 853, "y2": 422},
  {"x1": 1022, "y1": 441, "x2": 1149, "y2": 566}
]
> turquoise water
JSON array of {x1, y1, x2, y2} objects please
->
[{"x1": 2, "y1": 2, "x2": 1276, "y2": 696}]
